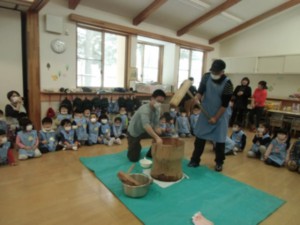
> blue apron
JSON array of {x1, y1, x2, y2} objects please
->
[
  {"x1": 18, "y1": 130, "x2": 38, "y2": 157},
  {"x1": 112, "y1": 124, "x2": 123, "y2": 138},
  {"x1": 190, "y1": 114, "x2": 199, "y2": 132},
  {"x1": 60, "y1": 129, "x2": 75, "y2": 145},
  {"x1": 39, "y1": 130, "x2": 57, "y2": 152},
  {"x1": 74, "y1": 118, "x2": 88, "y2": 141},
  {"x1": 194, "y1": 76, "x2": 229, "y2": 143},
  {"x1": 268, "y1": 139, "x2": 287, "y2": 166},
  {"x1": 176, "y1": 116, "x2": 190, "y2": 134},
  {"x1": 0, "y1": 142, "x2": 11, "y2": 164},
  {"x1": 88, "y1": 122, "x2": 100, "y2": 144},
  {"x1": 231, "y1": 130, "x2": 245, "y2": 148}
]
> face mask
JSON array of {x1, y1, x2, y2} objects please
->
[
  {"x1": 154, "y1": 102, "x2": 161, "y2": 109},
  {"x1": 26, "y1": 125, "x2": 33, "y2": 131},
  {"x1": 65, "y1": 126, "x2": 71, "y2": 131},
  {"x1": 12, "y1": 96, "x2": 19, "y2": 103},
  {"x1": 90, "y1": 118, "x2": 97, "y2": 123},
  {"x1": 101, "y1": 119, "x2": 108, "y2": 124},
  {"x1": 72, "y1": 125, "x2": 77, "y2": 129},
  {"x1": 1, "y1": 137, "x2": 7, "y2": 143},
  {"x1": 61, "y1": 111, "x2": 68, "y2": 115},
  {"x1": 44, "y1": 127, "x2": 52, "y2": 132},
  {"x1": 232, "y1": 127, "x2": 238, "y2": 132},
  {"x1": 120, "y1": 111, "x2": 126, "y2": 115},
  {"x1": 257, "y1": 128, "x2": 265, "y2": 133},
  {"x1": 210, "y1": 74, "x2": 221, "y2": 80},
  {"x1": 170, "y1": 108, "x2": 175, "y2": 112}
]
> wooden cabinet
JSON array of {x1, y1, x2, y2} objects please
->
[
  {"x1": 256, "y1": 56, "x2": 285, "y2": 74},
  {"x1": 284, "y1": 55, "x2": 300, "y2": 73},
  {"x1": 223, "y1": 54, "x2": 300, "y2": 74},
  {"x1": 223, "y1": 57, "x2": 256, "y2": 74}
]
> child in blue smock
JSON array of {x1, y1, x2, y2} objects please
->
[
  {"x1": 0, "y1": 110, "x2": 8, "y2": 133},
  {"x1": 87, "y1": 113, "x2": 101, "y2": 145},
  {"x1": 169, "y1": 107, "x2": 178, "y2": 122},
  {"x1": 190, "y1": 105, "x2": 200, "y2": 135},
  {"x1": 116, "y1": 107, "x2": 128, "y2": 133},
  {"x1": 0, "y1": 129, "x2": 16, "y2": 166},
  {"x1": 263, "y1": 129, "x2": 289, "y2": 167},
  {"x1": 176, "y1": 109, "x2": 191, "y2": 137},
  {"x1": 16, "y1": 118, "x2": 42, "y2": 160},
  {"x1": 98, "y1": 114, "x2": 115, "y2": 146},
  {"x1": 286, "y1": 140, "x2": 300, "y2": 173},
  {"x1": 73, "y1": 109, "x2": 88, "y2": 145},
  {"x1": 58, "y1": 119, "x2": 79, "y2": 151},
  {"x1": 230, "y1": 122, "x2": 247, "y2": 152},
  {"x1": 39, "y1": 117, "x2": 59, "y2": 153},
  {"x1": 55, "y1": 104, "x2": 72, "y2": 133},
  {"x1": 247, "y1": 123, "x2": 271, "y2": 159},
  {"x1": 111, "y1": 117, "x2": 124, "y2": 145}
]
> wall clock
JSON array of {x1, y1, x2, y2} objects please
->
[{"x1": 51, "y1": 39, "x2": 66, "y2": 54}]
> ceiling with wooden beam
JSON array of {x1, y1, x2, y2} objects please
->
[
  {"x1": 1, "y1": 0, "x2": 300, "y2": 43},
  {"x1": 0, "y1": 0, "x2": 48, "y2": 12}
]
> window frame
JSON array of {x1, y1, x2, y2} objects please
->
[
  {"x1": 136, "y1": 41, "x2": 163, "y2": 84},
  {"x1": 76, "y1": 24, "x2": 128, "y2": 89},
  {"x1": 177, "y1": 47, "x2": 204, "y2": 88}
]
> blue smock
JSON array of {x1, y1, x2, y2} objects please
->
[{"x1": 194, "y1": 76, "x2": 230, "y2": 143}]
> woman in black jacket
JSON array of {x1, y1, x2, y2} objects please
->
[{"x1": 230, "y1": 77, "x2": 252, "y2": 126}]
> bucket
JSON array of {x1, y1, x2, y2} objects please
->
[
  {"x1": 151, "y1": 138, "x2": 185, "y2": 182},
  {"x1": 122, "y1": 173, "x2": 152, "y2": 198}
]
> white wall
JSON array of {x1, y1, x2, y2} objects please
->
[
  {"x1": 219, "y1": 5, "x2": 300, "y2": 98},
  {"x1": 219, "y1": 5, "x2": 300, "y2": 57},
  {"x1": 228, "y1": 74, "x2": 300, "y2": 98},
  {"x1": 0, "y1": 9, "x2": 23, "y2": 112}
]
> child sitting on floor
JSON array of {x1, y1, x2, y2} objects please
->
[
  {"x1": 58, "y1": 119, "x2": 79, "y2": 151},
  {"x1": 16, "y1": 118, "x2": 42, "y2": 160},
  {"x1": 87, "y1": 113, "x2": 101, "y2": 145},
  {"x1": 0, "y1": 129, "x2": 16, "y2": 166},
  {"x1": 190, "y1": 105, "x2": 200, "y2": 135},
  {"x1": 286, "y1": 139, "x2": 300, "y2": 173},
  {"x1": 247, "y1": 123, "x2": 271, "y2": 159},
  {"x1": 176, "y1": 109, "x2": 191, "y2": 137},
  {"x1": 230, "y1": 122, "x2": 247, "y2": 152},
  {"x1": 111, "y1": 117, "x2": 124, "y2": 145},
  {"x1": 73, "y1": 109, "x2": 88, "y2": 146},
  {"x1": 99, "y1": 114, "x2": 115, "y2": 146},
  {"x1": 263, "y1": 129, "x2": 289, "y2": 167},
  {"x1": 39, "y1": 117, "x2": 59, "y2": 153}
]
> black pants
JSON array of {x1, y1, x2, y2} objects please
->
[
  {"x1": 230, "y1": 107, "x2": 247, "y2": 126},
  {"x1": 127, "y1": 132, "x2": 150, "y2": 162},
  {"x1": 190, "y1": 137, "x2": 225, "y2": 165},
  {"x1": 248, "y1": 107, "x2": 264, "y2": 128}
]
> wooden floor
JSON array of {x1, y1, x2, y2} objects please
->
[{"x1": 0, "y1": 130, "x2": 299, "y2": 225}]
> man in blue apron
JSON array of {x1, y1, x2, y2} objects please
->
[{"x1": 188, "y1": 59, "x2": 233, "y2": 172}]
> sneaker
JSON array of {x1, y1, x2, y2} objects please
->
[
  {"x1": 188, "y1": 161, "x2": 199, "y2": 168},
  {"x1": 215, "y1": 164, "x2": 223, "y2": 172},
  {"x1": 72, "y1": 146, "x2": 78, "y2": 151}
]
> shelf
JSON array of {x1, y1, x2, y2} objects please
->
[{"x1": 40, "y1": 91, "x2": 173, "y2": 102}]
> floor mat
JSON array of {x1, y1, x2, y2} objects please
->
[{"x1": 80, "y1": 148, "x2": 285, "y2": 225}]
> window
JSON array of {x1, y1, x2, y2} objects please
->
[
  {"x1": 77, "y1": 26, "x2": 126, "y2": 88},
  {"x1": 178, "y1": 48, "x2": 204, "y2": 88},
  {"x1": 136, "y1": 42, "x2": 162, "y2": 83}
]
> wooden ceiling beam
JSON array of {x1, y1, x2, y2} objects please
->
[
  {"x1": 133, "y1": 0, "x2": 167, "y2": 26},
  {"x1": 29, "y1": 0, "x2": 49, "y2": 12},
  {"x1": 177, "y1": 0, "x2": 241, "y2": 36},
  {"x1": 209, "y1": 0, "x2": 300, "y2": 44},
  {"x1": 68, "y1": 0, "x2": 81, "y2": 10}
]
